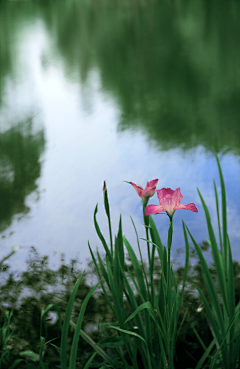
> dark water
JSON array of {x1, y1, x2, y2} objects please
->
[{"x1": 0, "y1": 0, "x2": 240, "y2": 272}]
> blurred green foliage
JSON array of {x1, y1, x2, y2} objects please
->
[
  {"x1": 0, "y1": 243, "x2": 240, "y2": 368},
  {"x1": 0, "y1": 122, "x2": 45, "y2": 232},
  {"x1": 1, "y1": 0, "x2": 240, "y2": 153}
]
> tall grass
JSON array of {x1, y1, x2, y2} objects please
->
[
  {"x1": 185, "y1": 155, "x2": 240, "y2": 369},
  {"x1": 89, "y1": 179, "x2": 189, "y2": 368},
  {"x1": 1, "y1": 155, "x2": 240, "y2": 369},
  {"x1": 87, "y1": 154, "x2": 240, "y2": 369}
]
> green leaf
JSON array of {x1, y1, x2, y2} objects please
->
[
  {"x1": 227, "y1": 235, "x2": 236, "y2": 362},
  {"x1": 105, "y1": 257, "x2": 129, "y2": 341},
  {"x1": 108, "y1": 326, "x2": 153, "y2": 369},
  {"x1": 70, "y1": 324, "x2": 121, "y2": 367},
  {"x1": 97, "y1": 250, "x2": 110, "y2": 290},
  {"x1": 69, "y1": 281, "x2": 100, "y2": 369},
  {"x1": 194, "y1": 337, "x2": 217, "y2": 369},
  {"x1": 8, "y1": 359, "x2": 25, "y2": 369},
  {"x1": 94, "y1": 204, "x2": 113, "y2": 264},
  {"x1": 113, "y1": 217, "x2": 124, "y2": 305},
  {"x1": 39, "y1": 336, "x2": 45, "y2": 363},
  {"x1": 88, "y1": 243, "x2": 115, "y2": 316},
  {"x1": 103, "y1": 181, "x2": 113, "y2": 254},
  {"x1": 215, "y1": 153, "x2": 228, "y2": 263},
  {"x1": 214, "y1": 180, "x2": 223, "y2": 254},
  {"x1": 41, "y1": 304, "x2": 62, "y2": 331},
  {"x1": 60, "y1": 270, "x2": 85, "y2": 368},
  {"x1": 19, "y1": 350, "x2": 40, "y2": 362},
  {"x1": 130, "y1": 216, "x2": 149, "y2": 297},
  {"x1": 197, "y1": 189, "x2": 229, "y2": 314},
  {"x1": 107, "y1": 325, "x2": 147, "y2": 343},
  {"x1": 26, "y1": 364, "x2": 38, "y2": 369},
  {"x1": 83, "y1": 352, "x2": 98, "y2": 369},
  {"x1": 123, "y1": 236, "x2": 148, "y2": 301},
  {"x1": 124, "y1": 301, "x2": 153, "y2": 324},
  {"x1": 186, "y1": 227, "x2": 225, "y2": 343},
  {"x1": 192, "y1": 326, "x2": 207, "y2": 352},
  {"x1": 97, "y1": 336, "x2": 124, "y2": 348},
  {"x1": 182, "y1": 221, "x2": 189, "y2": 297},
  {"x1": 123, "y1": 235, "x2": 153, "y2": 355},
  {"x1": 148, "y1": 215, "x2": 164, "y2": 263}
]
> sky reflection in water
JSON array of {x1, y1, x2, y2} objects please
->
[{"x1": 0, "y1": 3, "x2": 240, "y2": 272}]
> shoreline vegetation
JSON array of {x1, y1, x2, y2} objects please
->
[{"x1": 1, "y1": 155, "x2": 240, "y2": 368}]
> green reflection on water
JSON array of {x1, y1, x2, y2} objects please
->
[
  {"x1": 0, "y1": 122, "x2": 45, "y2": 232},
  {"x1": 0, "y1": 0, "x2": 240, "y2": 231},
  {"x1": 1, "y1": 0, "x2": 240, "y2": 153},
  {"x1": 36, "y1": 0, "x2": 240, "y2": 153},
  {"x1": 0, "y1": 2, "x2": 45, "y2": 231}
]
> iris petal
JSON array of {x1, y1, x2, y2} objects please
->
[{"x1": 146, "y1": 187, "x2": 198, "y2": 217}]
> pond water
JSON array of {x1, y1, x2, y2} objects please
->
[{"x1": 0, "y1": 0, "x2": 240, "y2": 273}]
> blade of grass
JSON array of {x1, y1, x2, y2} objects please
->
[
  {"x1": 209, "y1": 306, "x2": 240, "y2": 369},
  {"x1": 123, "y1": 236, "x2": 153, "y2": 356},
  {"x1": 120, "y1": 265, "x2": 154, "y2": 369},
  {"x1": 192, "y1": 326, "x2": 207, "y2": 352},
  {"x1": 99, "y1": 325, "x2": 133, "y2": 368},
  {"x1": 69, "y1": 281, "x2": 100, "y2": 369},
  {"x1": 88, "y1": 243, "x2": 115, "y2": 315},
  {"x1": 82, "y1": 352, "x2": 98, "y2": 369},
  {"x1": 40, "y1": 304, "x2": 62, "y2": 338},
  {"x1": 215, "y1": 153, "x2": 227, "y2": 264},
  {"x1": 123, "y1": 236, "x2": 148, "y2": 301},
  {"x1": 60, "y1": 270, "x2": 85, "y2": 369},
  {"x1": 97, "y1": 336, "x2": 124, "y2": 348},
  {"x1": 103, "y1": 181, "x2": 113, "y2": 255},
  {"x1": 197, "y1": 189, "x2": 228, "y2": 315},
  {"x1": 214, "y1": 180, "x2": 223, "y2": 254},
  {"x1": 97, "y1": 249, "x2": 110, "y2": 290},
  {"x1": 227, "y1": 235, "x2": 235, "y2": 362},
  {"x1": 130, "y1": 216, "x2": 149, "y2": 300},
  {"x1": 113, "y1": 217, "x2": 124, "y2": 306},
  {"x1": 105, "y1": 256, "x2": 132, "y2": 357},
  {"x1": 182, "y1": 221, "x2": 190, "y2": 297},
  {"x1": 124, "y1": 301, "x2": 153, "y2": 324},
  {"x1": 70, "y1": 323, "x2": 122, "y2": 367},
  {"x1": 186, "y1": 226, "x2": 225, "y2": 344},
  {"x1": 194, "y1": 336, "x2": 217, "y2": 369},
  {"x1": 176, "y1": 307, "x2": 188, "y2": 338},
  {"x1": 94, "y1": 204, "x2": 113, "y2": 264},
  {"x1": 148, "y1": 215, "x2": 164, "y2": 263},
  {"x1": 8, "y1": 359, "x2": 25, "y2": 369},
  {"x1": 107, "y1": 325, "x2": 153, "y2": 369}
]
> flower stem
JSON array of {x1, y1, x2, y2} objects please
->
[
  {"x1": 167, "y1": 216, "x2": 173, "y2": 368},
  {"x1": 167, "y1": 216, "x2": 173, "y2": 278},
  {"x1": 143, "y1": 207, "x2": 151, "y2": 299}
]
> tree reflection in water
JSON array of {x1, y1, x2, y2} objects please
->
[{"x1": 0, "y1": 120, "x2": 45, "y2": 232}]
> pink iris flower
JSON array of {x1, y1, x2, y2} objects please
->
[
  {"x1": 145, "y1": 187, "x2": 198, "y2": 218},
  {"x1": 129, "y1": 179, "x2": 158, "y2": 206}
]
